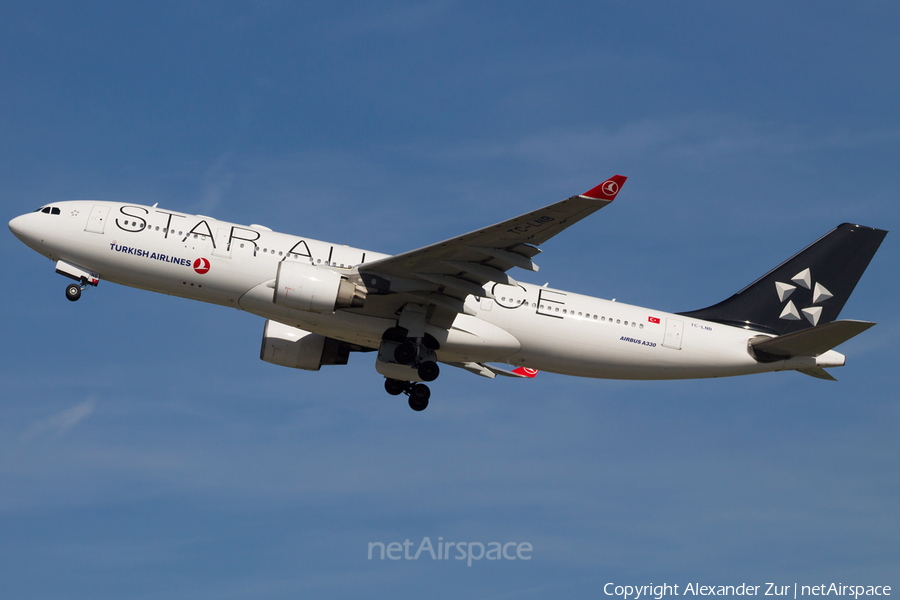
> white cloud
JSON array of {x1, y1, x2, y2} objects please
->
[{"x1": 20, "y1": 399, "x2": 96, "y2": 441}]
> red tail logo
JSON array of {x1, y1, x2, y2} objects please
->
[{"x1": 513, "y1": 367, "x2": 539, "y2": 378}]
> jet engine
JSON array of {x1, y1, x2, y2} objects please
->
[
  {"x1": 273, "y1": 261, "x2": 366, "y2": 313},
  {"x1": 260, "y1": 319, "x2": 350, "y2": 370}
]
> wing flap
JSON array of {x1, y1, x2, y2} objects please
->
[{"x1": 468, "y1": 247, "x2": 539, "y2": 271}]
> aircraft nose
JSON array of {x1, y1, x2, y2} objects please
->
[
  {"x1": 8, "y1": 212, "x2": 41, "y2": 246},
  {"x1": 8, "y1": 214, "x2": 27, "y2": 239}
]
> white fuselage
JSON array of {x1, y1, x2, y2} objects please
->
[{"x1": 10, "y1": 201, "x2": 802, "y2": 380}]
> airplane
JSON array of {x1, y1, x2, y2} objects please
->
[{"x1": 8, "y1": 176, "x2": 887, "y2": 411}]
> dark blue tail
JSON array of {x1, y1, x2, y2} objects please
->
[{"x1": 679, "y1": 223, "x2": 887, "y2": 335}]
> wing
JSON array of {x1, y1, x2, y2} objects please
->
[{"x1": 357, "y1": 175, "x2": 626, "y2": 320}]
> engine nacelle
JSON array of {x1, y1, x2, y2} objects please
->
[
  {"x1": 260, "y1": 319, "x2": 349, "y2": 371},
  {"x1": 273, "y1": 261, "x2": 366, "y2": 313}
]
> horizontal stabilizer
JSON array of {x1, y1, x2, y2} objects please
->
[
  {"x1": 750, "y1": 319, "x2": 875, "y2": 358},
  {"x1": 797, "y1": 367, "x2": 838, "y2": 381}
]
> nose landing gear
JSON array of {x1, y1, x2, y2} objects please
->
[
  {"x1": 65, "y1": 281, "x2": 90, "y2": 302},
  {"x1": 65, "y1": 283, "x2": 82, "y2": 301},
  {"x1": 56, "y1": 261, "x2": 100, "y2": 302}
]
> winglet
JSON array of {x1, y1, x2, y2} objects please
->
[
  {"x1": 511, "y1": 367, "x2": 539, "y2": 378},
  {"x1": 582, "y1": 175, "x2": 627, "y2": 201}
]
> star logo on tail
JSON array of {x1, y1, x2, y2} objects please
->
[{"x1": 776, "y1": 268, "x2": 833, "y2": 326}]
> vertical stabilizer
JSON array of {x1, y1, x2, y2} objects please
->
[{"x1": 679, "y1": 224, "x2": 887, "y2": 335}]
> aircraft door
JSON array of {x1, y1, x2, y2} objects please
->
[
  {"x1": 84, "y1": 205, "x2": 110, "y2": 234},
  {"x1": 212, "y1": 228, "x2": 232, "y2": 258},
  {"x1": 663, "y1": 318, "x2": 684, "y2": 350}
]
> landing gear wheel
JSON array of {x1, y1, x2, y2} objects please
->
[
  {"x1": 65, "y1": 284, "x2": 82, "y2": 302},
  {"x1": 394, "y1": 343, "x2": 416, "y2": 365},
  {"x1": 408, "y1": 384, "x2": 430, "y2": 411},
  {"x1": 417, "y1": 361, "x2": 440, "y2": 382},
  {"x1": 384, "y1": 378, "x2": 405, "y2": 396}
]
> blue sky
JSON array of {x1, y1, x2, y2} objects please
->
[{"x1": 2, "y1": 2, "x2": 898, "y2": 598}]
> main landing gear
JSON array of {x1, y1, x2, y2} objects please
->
[
  {"x1": 387, "y1": 343, "x2": 439, "y2": 411},
  {"x1": 377, "y1": 327, "x2": 441, "y2": 412},
  {"x1": 384, "y1": 378, "x2": 431, "y2": 411},
  {"x1": 391, "y1": 341, "x2": 440, "y2": 382}
]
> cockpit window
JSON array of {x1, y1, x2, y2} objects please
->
[
  {"x1": 38, "y1": 206, "x2": 61, "y2": 215},
  {"x1": 41, "y1": 207, "x2": 51, "y2": 214},
  {"x1": 51, "y1": 207, "x2": 60, "y2": 215}
]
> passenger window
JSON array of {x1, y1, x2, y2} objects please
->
[
  {"x1": 578, "y1": 312, "x2": 582, "y2": 317},
  {"x1": 616, "y1": 319, "x2": 621, "y2": 324},
  {"x1": 639, "y1": 324, "x2": 644, "y2": 329},
  {"x1": 593, "y1": 315, "x2": 598, "y2": 320}
]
